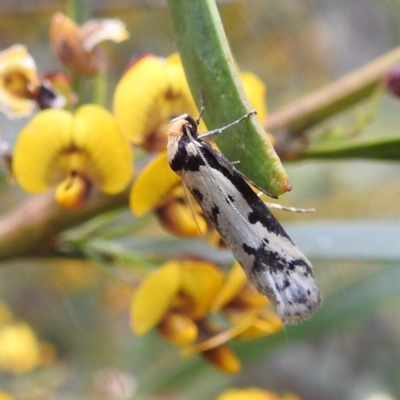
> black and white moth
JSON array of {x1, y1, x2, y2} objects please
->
[{"x1": 167, "y1": 112, "x2": 321, "y2": 324}]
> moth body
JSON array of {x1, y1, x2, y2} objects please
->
[{"x1": 167, "y1": 114, "x2": 321, "y2": 324}]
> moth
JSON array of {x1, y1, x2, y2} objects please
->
[{"x1": 167, "y1": 111, "x2": 321, "y2": 324}]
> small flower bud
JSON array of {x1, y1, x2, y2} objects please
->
[
  {"x1": 385, "y1": 65, "x2": 400, "y2": 98},
  {"x1": 49, "y1": 13, "x2": 128, "y2": 76}
]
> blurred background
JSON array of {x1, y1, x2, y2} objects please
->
[{"x1": 0, "y1": 1, "x2": 400, "y2": 399}]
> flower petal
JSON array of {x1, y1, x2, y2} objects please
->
[
  {"x1": 202, "y1": 345, "x2": 241, "y2": 374},
  {"x1": 81, "y1": 19, "x2": 129, "y2": 51},
  {"x1": 130, "y1": 152, "x2": 180, "y2": 216},
  {"x1": 113, "y1": 53, "x2": 203, "y2": 150},
  {"x1": 114, "y1": 55, "x2": 170, "y2": 144},
  {"x1": 241, "y1": 72, "x2": 267, "y2": 122},
  {"x1": 155, "y1": 198, "x2": 208, "y2": 237},
  {"x1": 211, "y1": 262, "x2": 247, "y2": 311},
  {"x1": 72, "y1": 104, "x2": 133, "y2": 194},
  {"x1": 13, "y1": 109, "x2": 73, "y2": 193},
  {"x1": 228, "y1": 284, "x2": 268, "y2": 310},
  {"x1": 234, "y1": 312, "x2": 283, "y2": 340},
  {"x1": 50, "y1": 13, "x2": 106, "y2": 76},
  {"x1": 0, "y1": 44, "x2": 38, "y2": 117},
  {"x1": 157, "y1": 311, "x2": 198, "y2": 346},
  {"x1": 131, "y1": 261, "x2": 182, "y2": 336},
  {"x1": 0, "y1": 323, "x2": 41, "y2": 374},
  {"x1": 180, "y1": 261, "x2": 224, "y2": 320},
  {"x1": 182, "y1": 318, "x2": 252, "y2": 357},
  {"x1": 55, "y1": 174, "x2": 92, "y2": 209}
]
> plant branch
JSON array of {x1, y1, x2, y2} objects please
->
[
  {"x1": 265, "y1": 46, "x2": 400, "y2": 136},
  {"x1": 0, "y1": 188, "x2": 130, "y2": 261}
]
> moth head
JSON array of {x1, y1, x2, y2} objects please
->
[{"x1": 169, "y1": 114, "x2": 199, "y2": 141}]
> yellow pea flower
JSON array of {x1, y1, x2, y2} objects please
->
[
  {"x1": 114, "y1": 53, "x2": 200, "y2": 151},
  {"x1": 0, "y1": 302, "x2": 57, "y2": 375},
  {"x1": 131, "y1": 259, "x2": 282, "y2": 373},
  {"x1": 181, "y1": 262, "x2": 282, "y2": 372},
  {"x1": 130, "y1": 151, "x2": 208, "y2": 237},
  {"x1": 211, "y1": 262, "x2": 283, "y2": 340},
  {"x1": 0, "y1": 45, "x2": 39, "y2": 117},
  {"x1": 0, "y1": 44, "x2": 65, "y2": 117},
  {"x1": 13, "y1": 104, "x2": 133, "y2": 209},
  {"x1": 131, "y1": 260, "x2": 223, "y2": 345},
  {"x1": 114, "y1": 53, "x2": 267, "y2": 151}
]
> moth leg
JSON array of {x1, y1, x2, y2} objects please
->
[
  {"x1": 198, "y1": 110, "x2": 257, "y2": 139},
  {"x1": 263, "y1": 200, "x2": 315, "y2": 214}
]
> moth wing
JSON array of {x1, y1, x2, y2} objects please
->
[{"x1": 200, "y1": 141, "x2": 277, "y2": 199}]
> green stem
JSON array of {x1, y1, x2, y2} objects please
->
[
  {"x1": 66, "y1": 0, "x2": 91, "y2": 25},
  {"x1": 167, "y1": 0, "x2": 290, "y2": 197},
  {"x1": 302, "y1": 133, "x2": 400, "y2": 160},
  {"x1": 92, "y1": 69, "x2": 107, "y2": 106},
  {"x1": 66, "y1": 0, "x2": 92, "y2": 107}
]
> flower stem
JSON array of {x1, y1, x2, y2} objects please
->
[
  {"x1": 66, "y1": 0, "x2": 91, "y2": 25},
  {"x1": 92, "y1": 69, "x2": 107, "y2": 106}
]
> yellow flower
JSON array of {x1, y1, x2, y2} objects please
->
[
  {"x1": 211, "y1": 262, "x2": 282, "y2": 340},
  {"x1": 0, "y1": 322, "x2": 42, "y2": 374},
  {"x1": 0, "y1": 44, "x2": 39, "y2": 117},
  {"x1": 13, "y1": 104, "x2": 133, "y2": 209},
  {"x1": 0, "y1": 321, "x2": 56, "y2": 374},
  {"x1": 0, "y1": 301, "x2": 57, "y2": 375},
  {"x1": 131, "y1": 152, "x2": 207, "y2": 237},
  {"x1": 131, "y1": 260, "x2": 223, "y2": 345},
  {"x1": 216, "y1": 388, "x2": 300, "y2": 400},
  {"x1": 50, "y1": 13, "x2": 129, "y2": 76},
  {"x1": 181, "y1": 262, "x2": 282, "y2": 373},
  {"x1": 131, "y1": 260, "x2": 282, "y2": 373},
  {"x1": 114, "y1": 53, "x2": 200, "y2": 151},
  {"x1": 114, "y1": 53, "x2": 267, "y2": 152}
]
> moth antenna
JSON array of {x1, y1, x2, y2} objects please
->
[
  {"x1": 195, "y1": 91, "x2": 205, "y2": 126},
  {"x1": 198, "y1": 110, "x2": 257, "y2": 139},
  {"x1": 182, "y1": 181, "x2": 206, "y2": 237}
]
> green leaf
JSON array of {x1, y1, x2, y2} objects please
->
[{"x1": 167, "y1": 0, "x2": 290, "y2": 197}]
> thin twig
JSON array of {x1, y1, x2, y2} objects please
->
[{"x1": 265, "y1": 46, "x2": 400, "y2": 136}]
